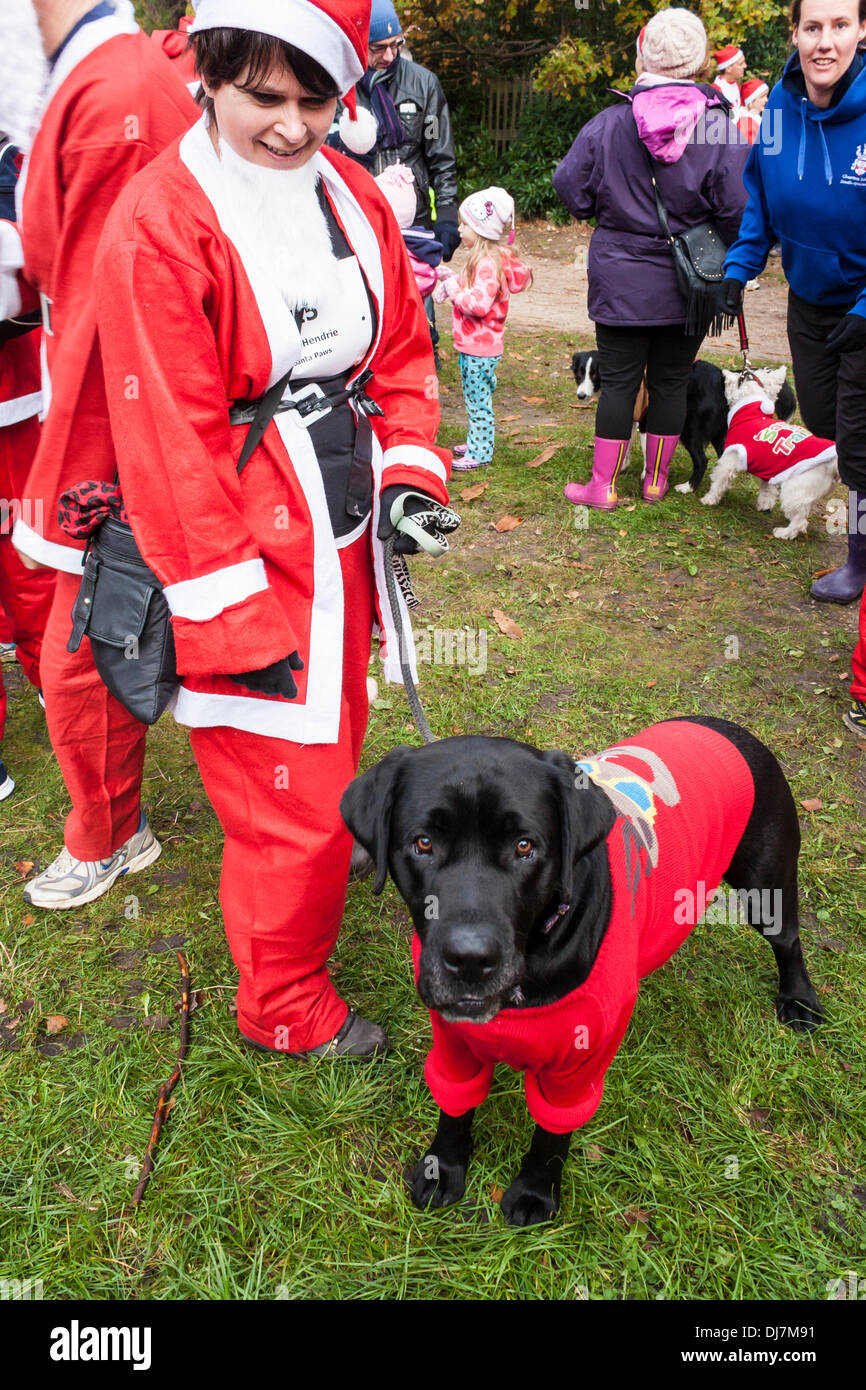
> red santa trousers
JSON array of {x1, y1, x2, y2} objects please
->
[
  {"x1": 39, "y1": 569, "x2": 147, "y2": 858},
  {"x1": 852, "y1": 588, "x2": 866, "y2": 701},
  {"x1": 0, "y1": 415, "x2": 55, "y2": 741},
  {"x1": 189, "y1": 529, "x2": 376, "y2": 1053}
]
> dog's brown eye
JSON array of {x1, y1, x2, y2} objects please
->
[
  {"x1": 414, "y1": 835, "x2": 433, "y2": 855},
  {"x1": 516, "y1": 839, "x2": 534, "y2": 858}
]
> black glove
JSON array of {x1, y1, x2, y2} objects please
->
[
  {"x1": 826, "y1": 312, "x2": 866, "y2": 355},
  {"x1": 377, "y1": 486, "x2": 434, "y2": 555},
  {"x1": 229, "y1": 651, "x2": 304, "y2": 699},
  {"x1": 717, "y1": 277, "x2": 745, "y2": 318},
  {"x1": 434, "y1": 218, "x2": 461, "y2": 262}
]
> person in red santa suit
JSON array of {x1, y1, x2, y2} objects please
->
[
  {"x1": 737, "y1": 77, "x2": 769, "y2": 143},
  {"x1": 94, "y1": 0, "x2": 452, "y2": 1058},
  {"x1": 9, "y1": 1, "x2": 197, "y2": 907},
  {"x1": 0, "y1": 133, "x2": 56, "y2": 802},
  {"x1": 713, "y1": 43, "x2": 747, "y2": 114}
]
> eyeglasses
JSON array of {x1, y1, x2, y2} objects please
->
[{"x1": 369, "y1": 38, "x2": 404, "y2": 56}]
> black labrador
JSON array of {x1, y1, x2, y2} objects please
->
[{"x1": 340, "y1": 716, "x2": 823, "y2": 1227}]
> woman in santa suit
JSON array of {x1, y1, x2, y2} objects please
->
[{"x1": 95, "y1": 0, "x2": 451, "y2": 1058}]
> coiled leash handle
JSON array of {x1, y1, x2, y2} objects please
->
[{"x1": 382, "y1": 496, "x2": 461, "y2": 746}]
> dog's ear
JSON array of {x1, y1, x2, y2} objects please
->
[
  {"x1": 762, "y1": 365, "x2": 787, "y2": 402},
  {"x1": 541, "y1": 749, "x2": 617, "y2": 901},
  {"x1": 340, "y1": 746, "x2": 412, "y2": 894}
]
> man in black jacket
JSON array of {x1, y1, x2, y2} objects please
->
[{"x1": 328, "y1": 0, "x2": 459, "y2": 356}]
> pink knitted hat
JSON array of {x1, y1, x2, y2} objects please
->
[
  {"x1": 641, "y1": 8, "x2": 708, "y2": 81},
  {"x1": 375, "y1": 163, "x2": 416, "y2": 228}
]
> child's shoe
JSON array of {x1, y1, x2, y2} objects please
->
[
  {"x1": 451, "y1": 454, "x2": 488, "y2": 472},
  {"x1": 452, "y1": 443, "x2": 469, "y2": 458},
  {"x1": 842, "y1": 699, "x2": 866, "y2": 738}
]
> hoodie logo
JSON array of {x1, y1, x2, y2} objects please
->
[{"x1": 851, "y1": 143, "x2": 866, "y2": 178}]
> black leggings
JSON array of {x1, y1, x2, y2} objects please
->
[
  {"x1": 786, "y1": 289, "x2": 866, "y2": 492},
  {"x1": 595, "y1": 322, "x2": 704, "y2": 439}
]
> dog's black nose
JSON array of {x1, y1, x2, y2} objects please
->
[{"x1": 440, "y1": 926, "x2": 502, "y2": 980}]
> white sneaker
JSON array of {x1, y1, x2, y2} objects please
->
[
  {"x1": 23, "y1": 814, "x2": 161, "y2": 909},
  {"x1": 0, "y1": 760, "x2": 14, "y2": 802}
]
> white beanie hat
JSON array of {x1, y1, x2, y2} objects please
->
[
  {"x1": 459, "y1": 187, "x2": 515, "y2": 242},
  {"x1": 641, "y1": 8, "x2": 708, "y2": 81}
]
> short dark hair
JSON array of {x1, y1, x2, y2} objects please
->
[
  {"x1": 192, "y1": 28, "x2": 341, "y2": 118},
  {"x1": 790, "y1": 0, "x2": 866, "y2": 25}
]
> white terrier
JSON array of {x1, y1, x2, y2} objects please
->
[{"x1": 700, "y1": 367, "x2": 838, "y2": 540}]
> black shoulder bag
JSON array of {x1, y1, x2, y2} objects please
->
[
  {"x1": 66, "y1": 369, "x2": 293, "y2": 726},
  {"x1": 637, "y1": 127, "x2": 734, "y2": 337}
]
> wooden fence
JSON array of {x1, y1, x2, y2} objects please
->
[{"x1": 484, "y1": 73, "x2": 537, "y2": 153}]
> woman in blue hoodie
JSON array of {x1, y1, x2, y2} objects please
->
[{"x1": 722, "y1": 0, "x2": 866, "y2": 603}]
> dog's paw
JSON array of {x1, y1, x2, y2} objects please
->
[
  {"x1": 674, "y1": 481, "x2": 693, "y2": 494},
  {"x1": 407, "y1": 1152, "x2": 467, "y2": 1211},
  {"x1": 776, "y1": 992, "x2": 825, "y2": 1033},
  {"x1": 700, "y1": 494, "x2": 719, "y2": 506},
  {"x1": 500, "y1": 1177, "x2": 559, "y2": 1228},
  {"x1": 756, "y1": 490, "x2": 776, "y2": 512},
  {"x1": 772, "y1": 524, "x2": 805, "y2": 540}
]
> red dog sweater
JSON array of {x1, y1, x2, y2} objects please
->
[
  {"x1": 725, "y1": 395, "x2": 836, "y2": 485},
  {"x1": 415, "y1": 721, "x2": 755, "y2": 1134}
]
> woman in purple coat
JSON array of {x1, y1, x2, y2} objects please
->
[{"x1": 553, "y1": 7, "x2": 750, "y2": 509}]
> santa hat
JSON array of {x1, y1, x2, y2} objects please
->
[
  {"x1": 714, "y1": 44, "x2": 745, "y2": 71},
  {"x1": 636, "y1": 25, "x2": 647, "y2": 59},
  {"x1": 189, "y1": 0, "x2": 378, "y2": 153},
  {"x1": 741, "y1": 77, "x2": 768, "y2": 106},
  {"x1": 641, "y1": 9, "x2": 708, "y2": 81},
  {"x1": 0, "y1": 0, "x2": 48, "y2": 151},
  {"x1": 459, "y1": 187, "x2": 515, "y2": 243}
]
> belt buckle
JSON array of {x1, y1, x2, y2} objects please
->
[{"x1": 288, "y1": 381, "x2": 332, "y2": 427}]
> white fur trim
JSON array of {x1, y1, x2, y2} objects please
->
[
  {"x1": 188, "y1": 0, "x2": 364, "y2": 91},
  {"x1": 339, "y1": 104, "x2": 378, "y2": 155},
  {"x1": 0, "y1": 390, "x2": 42, "y2": 427},
  {"x1": 11, "y1": 517, "x2": 84, "y2": 574},
  {"x1": 756, "y1": 445, "x2": 837, "y2": 485},
  {"x1": 164, "y1": 558, "x2": 269, "y2": 621},
  {"x1": 382, "y1": 444, "x2": 447, "y2": 485}
]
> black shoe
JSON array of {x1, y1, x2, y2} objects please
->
[
  {"x1": 244, "y1": 1010, "x2": 390, "y2": 1060},
  {"x1": 0, "y1": 759, "x2": 15, "y2": 802},
  {"x1": 843, "y1": 699, "x2": 866, "y2": 738}
]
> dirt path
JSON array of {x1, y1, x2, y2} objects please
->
[{"x1": 448, "y1": 220, "x2": 792, "y2": 361}]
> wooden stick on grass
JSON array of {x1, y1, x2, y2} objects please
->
[{"x1": 131, "y1": 951, "x2": 190, "y2": 1206}]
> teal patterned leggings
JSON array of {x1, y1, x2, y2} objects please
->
[{"x1": 458, "y1": 352, "x2": 502, "y2": 464}]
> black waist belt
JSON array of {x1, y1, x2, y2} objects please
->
[{"x1": 229, "y1": 366, "x2": 383, "y2": 522}]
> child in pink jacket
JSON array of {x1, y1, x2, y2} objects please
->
[{"x1": 433, "y1": 187, "x2": 532, "y2": 471}]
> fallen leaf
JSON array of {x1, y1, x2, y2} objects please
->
[
  {"x1": 491, "y1": 609, "x2": 524, "y2": 640},
  {"x1": 525, "y1": 445, "x2": 558, "y2": 469},
  {"x1": 21, "y1": 914, "x2": 35, "y2": 926},
  {"x1": 646, "y1": 680, "x2": 657, "y2": 689},
  {"x1": 493, "y1": 515, "x2": 524, "y2": 533},
  {"x1": 800, "y1": 797, "x2": 824, "y2": 812},
  {"x1": 520, "y1": 395, "x2": 547, "y2": 405},
  {"x1": 748, "y1": 1107, "x2": 772, "y2": 1130},
  {"x1": 143, "y1": 1013, "x2": 171, "y2": 1030},
  {"x1": 505, "y1": 665, "x2": 517, "y2": 676},
  {"x1": 0, "y1": 999, "x2": 6, "y2": 1014},
  {"x1": 45, "y1": 1015, "x2": 69, "y2": 1035},
  {"x1": 501, "y1": 413, "x2": 523, "y2": 422},
  {"x1": 585, "y1": 1143, "x2": 604, "y2": 1163},
  {"x1": 14, "y1": 860, "x2": 34, "y2": 877},
  {"x1": 818, "y1": 937, "x2": 846, "y2": 953},
  {"x1": 491, "y1": 1185, "x2": 504, "y2": 1203},
  {"x1": 622, "y1": 1206, "x2": 652, "y2": 1226},
  {"x1": 459, "y1": 481, "x2": 489, "y2": 501}
]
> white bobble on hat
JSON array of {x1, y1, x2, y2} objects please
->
[
  {"x1": 641, "y1": 7, "x2": 708, "y2": 81},
  {"x1": 339, "y1": 94, "x2": 378, "y2": 154}
]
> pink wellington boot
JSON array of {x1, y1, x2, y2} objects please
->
[
  {"x1": 563, "y1": 437, "x2": 630, "y2": 512},
  {"x1": 642, "y1": 433, "x2": 679, "y2": 503}
]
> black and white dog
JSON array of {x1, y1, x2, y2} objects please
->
[
  {"x1": 570, "y1": 352, "x2": 797, "y2": 493},
  {"x1": 342, "y1": 717, "x2": 823, "y2": 1227}
]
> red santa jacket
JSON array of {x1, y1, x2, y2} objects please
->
[
  {"x1": 10, "y1": 9, "x2": 197, "y2": 573},
  {"x1": 725, "y1": 395, "x2": 836, "y2": 485},
  {"x1": 94, "y1": 119, "x2": 450, "y2": 744},
  {"x1": 417, "y1": 721, "x2": 755, "y2": 1134}
]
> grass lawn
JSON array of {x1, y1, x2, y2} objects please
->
[{"x1": 0, "y1": 327, "x2": 863, "y2": 1301}]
